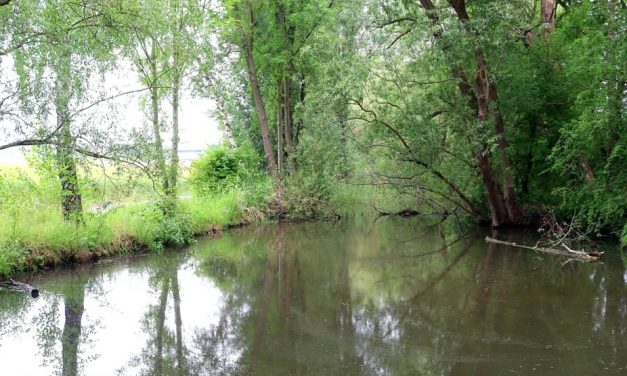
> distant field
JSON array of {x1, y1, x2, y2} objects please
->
[
  {"x1": 0, "y1": 148, "x2": 205, "y2": 168},
  {"x1": 0, "y1": 149, "x2": 26, "y2": 167}
]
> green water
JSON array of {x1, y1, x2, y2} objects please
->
[{"x1": 0, "y1": 218, "x2": 625, "y2": 375}]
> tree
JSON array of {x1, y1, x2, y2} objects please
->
[
  {"x1": 236, "y1": 0, "x2": 279, "y2": 176},
  {"x1": 127, "y1": 0, "x2": 207, "y2": 210},
  {"x1": 5, "y1": 0, "x2": 136, "y2": 221}
]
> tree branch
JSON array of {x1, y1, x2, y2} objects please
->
[
  {"x1": 378, "y1": 17, "x2": 416, "y2": 28},
  {"x1": 70, "y1": 88, "x2": 150, "y2": 117}
]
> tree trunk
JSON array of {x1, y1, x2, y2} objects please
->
[
  {"x1": 276, "y1": 79, "x2": 284, "y2": 173},
  {"x1": 56, "y1": 128, "x2": 82, "y2": 223},
  {"x1": 293, "y1": 73, "x2": 306, "y2": 148},
  {"x1": 475, "y1": 50, "x2": 523, "y2": 223},
  {"x1": 218, "y1": 97, "x2": 237, "y2": 148},
  {"x1": 449, "y1": 0, "x2": 524, "y2": 224},
  {"x1": 541, "y1": 0, "x2": 557, "y2": 38},
  {"x1": 283, "y1": 75, "x2": 294, "y2": 173},
  {"x1": 169, "y1": 79, "x2": 179, "y2": 196},
  {"x1": 338, "y1": 100, "x2": 350, "y2": 178},
  {"x1": 276, "y1": 2, "x2": 295, "y2": 173},
  {"x1": 57, "y1": 142, "x2": 82, "y2": 223},
  {"x1": 418, "y1": 0, "x2": 515, "y2": 226},
  {"x1": 477, "y1": 151, "x2": 509, "y2": 226},
  {"x1": 150, "y1": 38, "x2": 169, "y2": 194},
  {"x1": 169, "y1": 42, "x2": 180, "y2": 200},
  {"x1": 61, "y1": 285, "x2": 84, "y2": 376},
  {"x1": 579, "y1": 152, "x2": 596, "y2": 183},
  {"x1": 242, "y1": 2, "x2": 278, "y2": 175},
  {"x1": 243, "y1": 43, "x2": 278, "y2": 175},
  {"x1": 454, "y1": 66, "x2": 510, "y2": 225},
  {"x1": 54, "y1": 56, "x2": 82, "y2": 223},
  {"x1": 223, "y1": 117, "x2": 237, "y2": 148},
  {"x1": 202, "y1": 73, "x2": 237, "y2": 149}
]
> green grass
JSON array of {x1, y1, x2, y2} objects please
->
[
  {"x1": 0, "y1": 194, "x2": 267, "y2": 277},
  {"x1": 182, "y1": 190, "x2": 246, "y2": 232},
  {"x1": 0, "y1": 163, "x2": 414, "y2": 277},
  {"x1": 0, "y1": 163, "x2": 273, "y2": 278}
]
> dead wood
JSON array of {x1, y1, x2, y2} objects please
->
[
  {"x1": 374, "y1": 205, "x2": 421, "y2": 217},
  {"x1": 0, "y1": 279, "x2": 39, "y2": 298},
  {"x1": 485, "y1": 236, "x2": 602, "y2": 262}
]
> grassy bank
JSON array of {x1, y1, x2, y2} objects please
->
[
  {"x1": 4, "y1": 159, "x2": 621, "y2": 279},
  {"x1": 0, "y1": 159, "x2": 280, "y2": 278},
  {"x1": 0, "y1": 189, "x2": 269, "y2": 278},
  {"x1": 0, "y1": 158, "x2": 406, "y2": 278}
]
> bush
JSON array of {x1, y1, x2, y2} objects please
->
[
  {"x1": 139, "y1": 204, "x2": 195, "y2": 249},
  {"x1": 189, "y1": 145, "x2": 261, "y2": 196},
  {"x1": 0, "y1": 241, "x2": 28, "y2": 277},
  {"x1": 157, "y1": 211, "x2": 194, "y2": 248},
  {"x1": 284, "y1": 171, "x2": 333, "y2": 219}
]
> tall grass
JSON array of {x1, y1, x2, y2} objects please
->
[
  {"x1": 0, "y1": 161, "x2": 409, "y2": 277},
  {"x1": 0, "y1": 165, "x2": 273, "y2": 278}
]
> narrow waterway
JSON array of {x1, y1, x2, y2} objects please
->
[{"x1": 0, "y1": 217, "x2": 625, "y2": 375}]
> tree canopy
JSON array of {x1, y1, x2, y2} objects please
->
[{"x1": 0, "y1": 0, "x2": 624, "y2": 238}]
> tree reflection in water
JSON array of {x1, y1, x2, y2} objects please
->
[
  {"x1": 0, "y1": 218, "x2": 625, "y2": 375},
  {"x1": 128, "y1": 254, "x2": 190, "y2": 376},
  {"x1": 60, "y1": 275, "x2": 85, "y2": 376}
]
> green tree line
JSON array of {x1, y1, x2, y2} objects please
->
[{"x1": 0, "y1": 0, "x2": 625, "y2": 242}]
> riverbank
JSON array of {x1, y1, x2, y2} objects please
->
[
  {"x1": 2, "y1": 217, "x2": 625, "y2": 375},
  {"x1": 0, "y1": 181, "x2": 412, "y2": 279},
  {"x1": 0, "y1": 190, "x2": 263, "y2": 279},
  {"x1": 2, "y1": 174, "x2": 624, "y2": 280}
]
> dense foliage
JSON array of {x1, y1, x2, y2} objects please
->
[
  {"x1": 0, "y1": 0, "x2": 625, "y2": 275},
  {"x1": 190, "y1": 145, "x2": 260, "y2": 195}
]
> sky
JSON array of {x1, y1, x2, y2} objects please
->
[{"x1": 0, "y1": 57, "x2": 225, "y2": 166}]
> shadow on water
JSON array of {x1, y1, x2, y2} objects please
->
[{"x1": 0, "y1": 217, "x2": 625, "y2": 375}]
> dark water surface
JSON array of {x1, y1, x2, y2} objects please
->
[{"x1": 0, "y1": 218, "x2": 625, "y2": 375}]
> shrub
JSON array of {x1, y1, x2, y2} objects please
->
[
  {"x1": 284, "y1": 171, "x2": 333, "y2": 219},
  {"x1": 189, "y1": 145, "x2": 260, "y2": 196},
  {"x1": 140, "y1": 204, "x2": 195, "y2": 249},
  {"x1": 0, "y1": 241, "x2": 28, "y2": 277}
]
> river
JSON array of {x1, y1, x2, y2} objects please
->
[{"x1": 0, "y1": 217, "x2": 625, "y2": 375}]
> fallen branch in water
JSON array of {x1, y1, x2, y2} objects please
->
[
  {"x1": 374, "y1": 205, "x2": 421, "y2": 217},
  {"x1": 0, "y1": 279, "x2": 39, "y2": 298},
  {"x1": 485, "y1": 236, "x2": 603, "y2": 262}
]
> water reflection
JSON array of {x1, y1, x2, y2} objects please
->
[
  {"x1": 0, "y1": 218, "x2": 625, "y2": 375},
  {"x1": 60, "y1": 274, "x2": 86, "y2": 376}
]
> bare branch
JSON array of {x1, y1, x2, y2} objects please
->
[
  {"x1": 387, "y1": 27, "x2": 415, "y2": 49},
  {"x1": 70, "y1": 88, "x2": 150, "y2": 117},
  {"x1": 377, "y1": 17, "x2": 416, "y2": 28}
]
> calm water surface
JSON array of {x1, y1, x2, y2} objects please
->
[{"x1": 0, "y1": 218, "x2": 625, "y2": 375}]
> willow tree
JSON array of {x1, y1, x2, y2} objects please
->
[
  {"x1": 355, "y1": 0, "x2": 625, "y2": 232},
  {"x1": 416, "y1": 0, "x2": 524, "y2": 226},
  {"x1": 7, "y1": 0, "x2": 132, "y2": 221}
]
